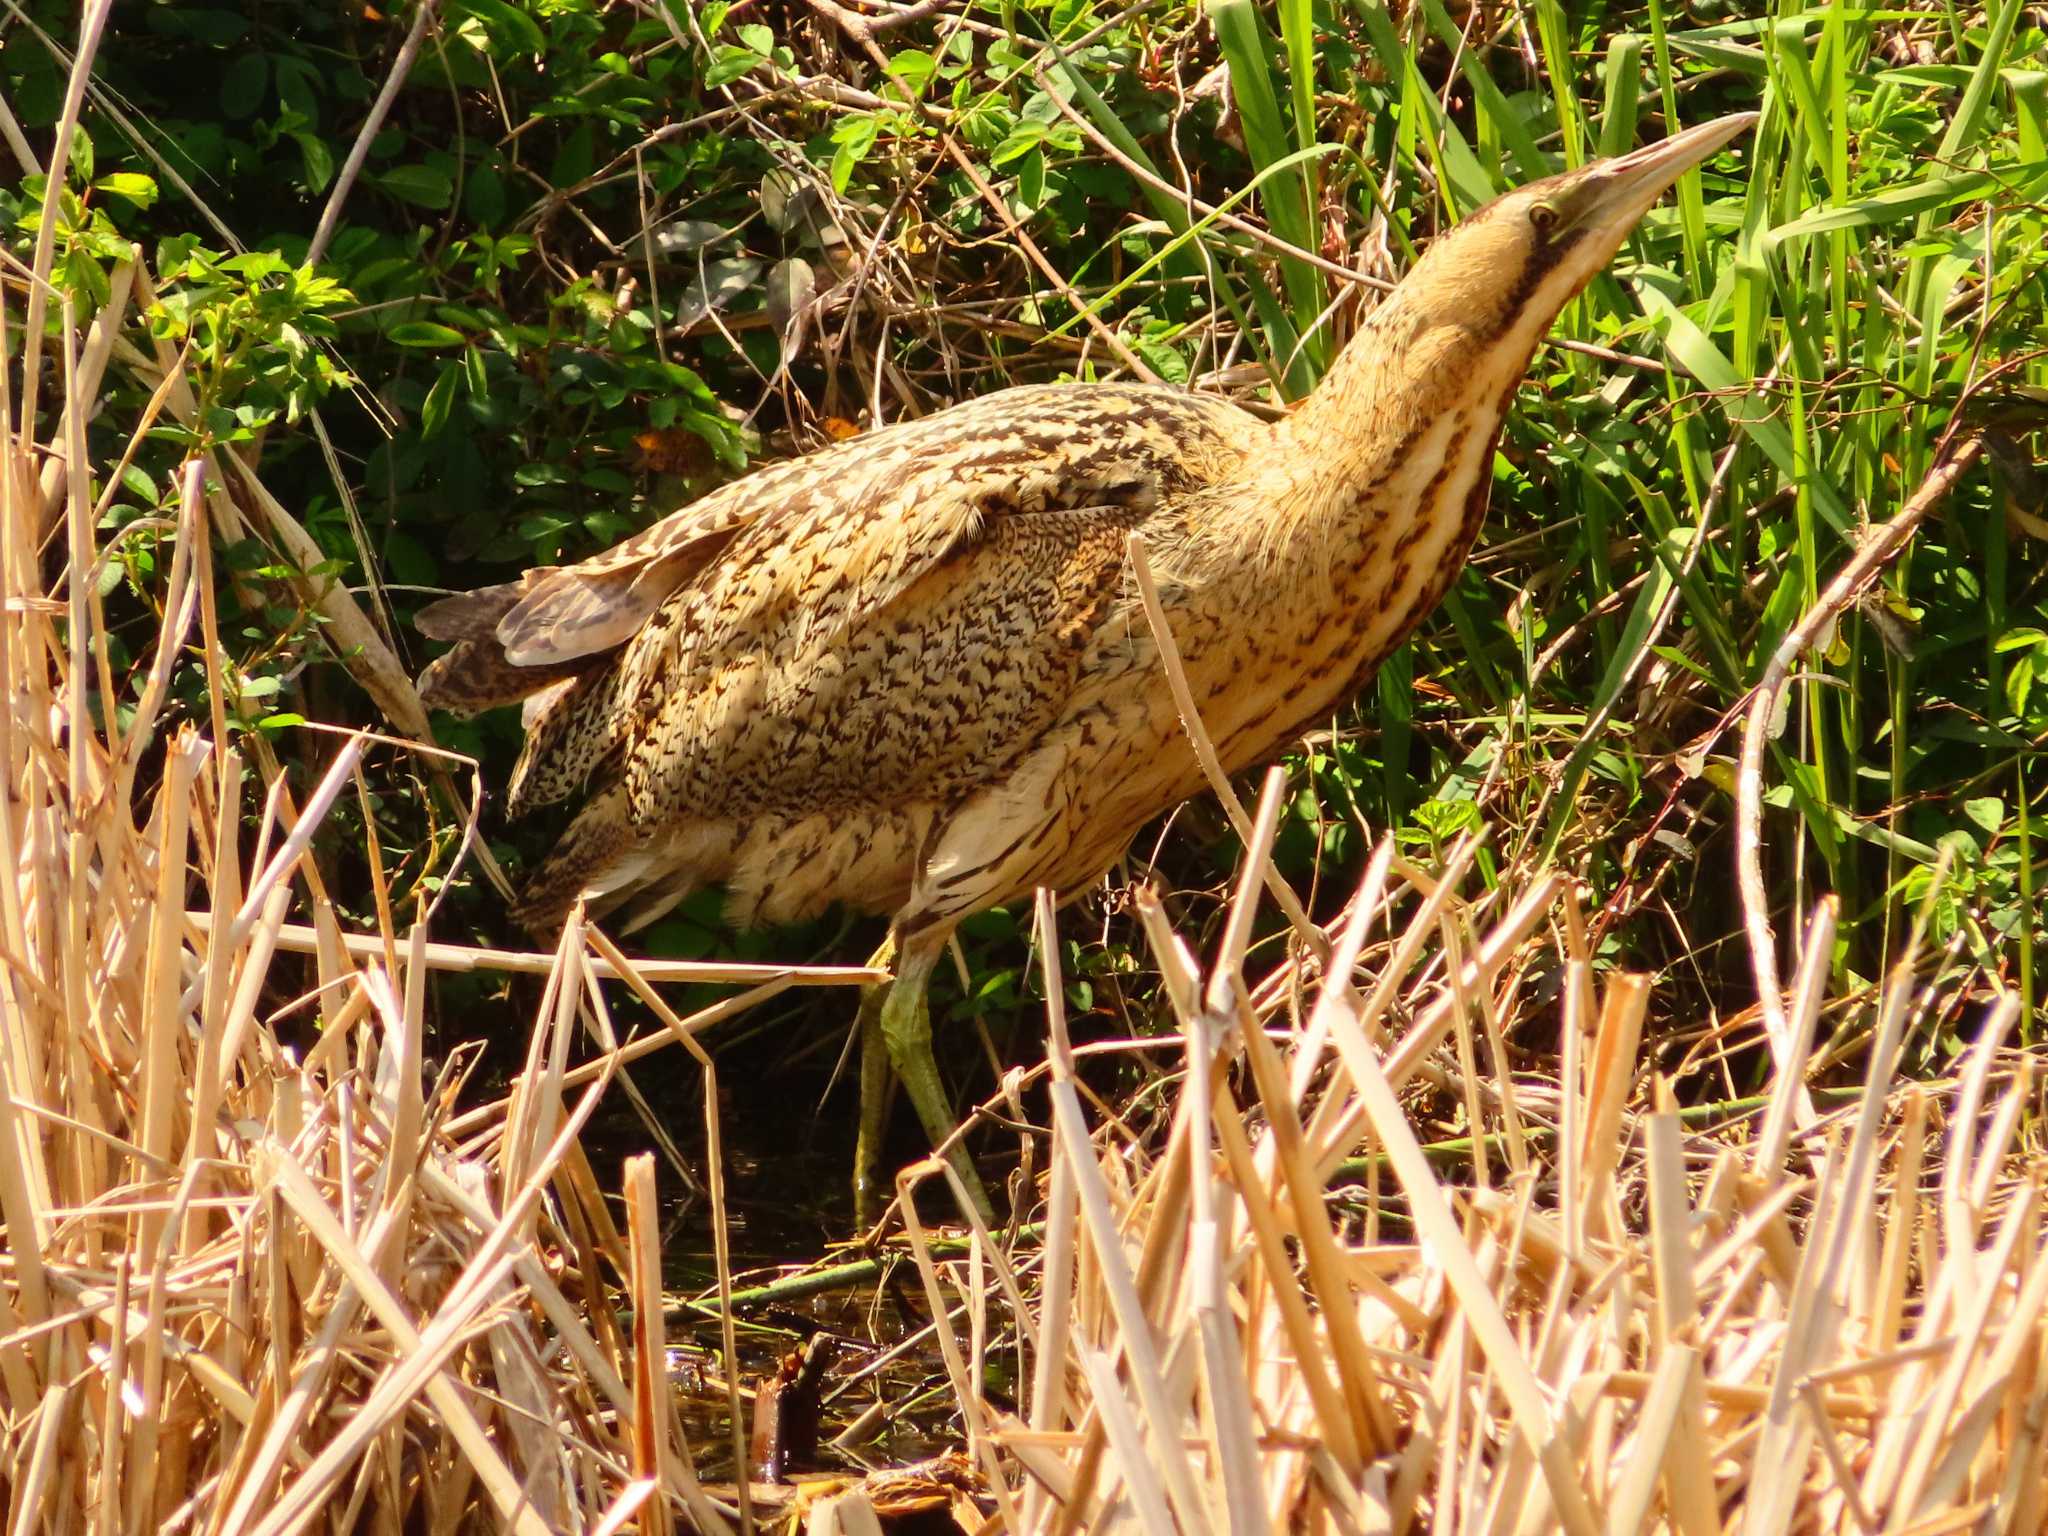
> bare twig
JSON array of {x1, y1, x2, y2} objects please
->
[
  {"x1": 798, "y1": 0, "x2": 1162, "y2": 384},
  {"x1": 804, "y1": 0, "x2": 953, "y2": 38},
  {"x1": 1125, "y1": 532, "x2": 1329, "y2": 964},
  {"x1": 182, "y1": 912, "x2": 884, "y2": 987},
  {"x1": 1735, "y1": 433, "x2": 1985, "y2": 1046},
  {"x1": 307, "y1": 0, "x2": 443, "y2": 268}
]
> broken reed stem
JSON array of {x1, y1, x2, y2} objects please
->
[
  {"x1": 182, "y1": 910, "x2": 885, "y2": 987},
  {"x1": 306, "y1": 0, "x2": 443, "y2": 268},
  {"x1": 585, "y1": 922, "x2": 754, "y2": 1536},
  {"x1": 1125, "y1": 531, "x2": 1330, "y2": 966}
]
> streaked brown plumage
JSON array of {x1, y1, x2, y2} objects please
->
[
  {"x1": 423, "y1": 385, "x2": 1262, "y2": 930},
  {"x1": 419, "y1": 114, "x2": 1755, "y2": 1211}
]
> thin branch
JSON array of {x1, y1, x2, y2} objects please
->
[
  {"x1": 798, "y1": 0, "x2": 1162, "y2": 384},
  {"x1": 1736, "y1": 433, "x2": 1985, "y2": 1046},
  {"x1": 1031, "y1": 59, "x2": 1666, "y2": 374},
  {"x1": 308, "y1": 0, "x2": 442, "y2": 268},
  {"x1": 1125, "y1": 532, "x2": 1330, "y2": 965}
]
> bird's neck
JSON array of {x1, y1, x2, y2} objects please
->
[
  {"x1": 1283, "y1": 296, "x2": 1539, "y2": 484},
  {"x1": 1184, "y1": 299, "x2": 1551, "y2": 698},
  {"x1": 1140, "y1": 300, "x2": 1554, "y2": 772},
  {"x1": 1255, "y1": 296, "x2": 1551, "y2": 579}
]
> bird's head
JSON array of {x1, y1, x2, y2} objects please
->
[{"x1": 1384, "y1": 112, "x2": 1758, "y2": 362}]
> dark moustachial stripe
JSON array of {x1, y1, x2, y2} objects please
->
[{"x1": 1489, "y1": 222, "x2": 1589, "y2": 340}]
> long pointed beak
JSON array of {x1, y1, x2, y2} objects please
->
[{"x1": 1584, "y1": 111, "x2": 1759, "y2": 230}]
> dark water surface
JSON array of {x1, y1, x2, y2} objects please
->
[{"x1": 579, "y1": 1026, "x2": 975, "y2": 1484}]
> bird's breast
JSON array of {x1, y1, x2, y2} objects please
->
[{"x1": 1140, "y1": 391, "x2": 1505, "y2": 760}]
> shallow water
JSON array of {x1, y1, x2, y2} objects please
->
[{"x1": 580, "y1": 1035, "x2": 977, "y2": 1484}]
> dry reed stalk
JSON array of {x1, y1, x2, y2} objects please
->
[
  {"x1": 0, "y1": 31, "x2": 881, "y2": 1533},
  {"x1": 909, "y1": 780, "x2": 2044, "y2": 1532}
]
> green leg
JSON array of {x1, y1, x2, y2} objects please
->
[
  {"x1": 853, "y1": 936, "x2": 896, "y2": 1227},
  {"x1": 875, "y1": 931, "x2": 993, "y2": 1222}
]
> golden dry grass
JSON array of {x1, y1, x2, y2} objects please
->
[
  {"x1": 0, "y1": 30, "x2": 879, "y2": 1533},
  {"x1": 10, "y1": 166, "x2": 2040, "y2": 1536},
  {"x1": 899, "y1": 770, "x2": 2042, "y2": 1533}
]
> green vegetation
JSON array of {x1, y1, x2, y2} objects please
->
[{"x1": 7, "y1": 0, "x2": 2044, "y2": 1090}]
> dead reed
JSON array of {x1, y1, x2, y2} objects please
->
[
  {"x1": 903, "y1": 768, "x2": 2042, "y2": 1534},
  {"x1": 0, "y1": 24, "x2": 883, "y2": 1532}
]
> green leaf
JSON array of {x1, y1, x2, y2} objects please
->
[
  {"x1": 1351, "y1": 3, "x2": 1496, "y2": 209},
  {"x1": 1764, "y1": 163, "x2": 2047, "y2": 245},
  {"x1": 118, "y1": 464, "x2": 158, "y2": 505},
  {"x1": 95, "y1": 172, "x2": 157, "y2": 207},
  {"x1": 465, "y1": 166, "x2": 507, "y2": 227},
  {"x1": 1965, "y1": 797, "x2": 2008, "y2": 836},
  {"x1": 991, "y1": 119, "x2": 1047, "y2": 166},
  {"x1": 453, "y1": 0, "x2": 546, "y2": 56},
  {"x1": 705, "y1": 44, "x2": 765, "y2": 88},
  {"x1": 375, "y1": 164, "x2": 455, "y2": 210},
  {"x1": 886, "y1": 48, "x2": 937, "y2": 95},
  {"x1": 1935, "y1": 0, "x2": 2025, "y2": 165},
  {"x1": 388, "y1": 321, "x2": 466, "y2": 347},
  {"x1": 219, "y1": 51, "x2": 268, "y2": 119},
  {"x1": 272, "y1": 54, "x2": 321, "y2": 127},
  {"x1": 1209, "y1": 0, "x2": 1325, "y2": 389},
  {"x1": 831, "y1": 115, "x2": 880, "y2": 194},
  {"x1": 759, "y1": 167, "x2": 815, "y2": 233},
  {"x1": 1014, "y1": 145, "x2": 1046, "y2": 211},
  {"x1": 1417, "y1": 0, "x2": 1545, "y2": 177},
  {"x1": 293, "y1": 133, "x2": 334, "y2": 195},
  {"x1": 1130, "y1": 329, "x2": 1188, "y2": 384},
  {"x1": 1633, "y1": 284, "x2": 1853, "y2": 536},
  {"x1": 420, "y1": 361, "x2": 461, "y2": 437},
  {"x1": 551, "y1": 122, "x2": 596, "y2": 188}
]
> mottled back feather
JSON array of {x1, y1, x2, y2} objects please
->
[
  {"x1": 416, "y1": 580, "x2": 530, "y2": 643},
  {"x1": 602, "y1": 385, "x2": 1260, "y2": 823},
  {"x1": 415, "y1": 381, "x2": 1267, "y2": 932},
  {"x1": 506, "y1": 666, "x2": 625, "y2": 815},
  {"x1": 417, "y1": 639, "x2": 587, "y2": 718}
]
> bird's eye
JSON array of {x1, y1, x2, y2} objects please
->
[{"x1": 1530, "y1": 202, "x2": 1560, "y2": 237}]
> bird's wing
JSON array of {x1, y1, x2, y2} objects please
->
[
  {"x1": 490, "y1": 490, "x2": 767, "y2": 666},
  {"x1": 671, "y1": 384, "x2": 1257, "y2": 665},
  {"x1": 415, "y1": 420, "x2": 927, "y2": 712},
  {"x1": 500, "y1": 381, "x2": 1261, "y2": 664},
  {"x1": 517, "y1": 382, "x2": 1265, "y2": 821}
]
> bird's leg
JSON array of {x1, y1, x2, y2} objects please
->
[
  {"x1": 852, "y1": 935, "x2": 896, "y2": 1226},
  {"x1": 876, "y1": 929, "x2": 993, "y2": 1222}
]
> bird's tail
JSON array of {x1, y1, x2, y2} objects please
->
[
  {"x1": 416, "y1": 581, "x2": 589, "y2": 716},
  {"x1": 503, "y1": 667, "x2": 625, "y2": 817},
  {"x1": 509, "y1": 783, "x2": 645, "y2": 938},
  {"x1": 512, "y1": 791, "x2": 733, "y2": 940}
]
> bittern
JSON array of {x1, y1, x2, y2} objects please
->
[{"x1": 418, "y1": 113, "x2": 1756, "y2": 1214}]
